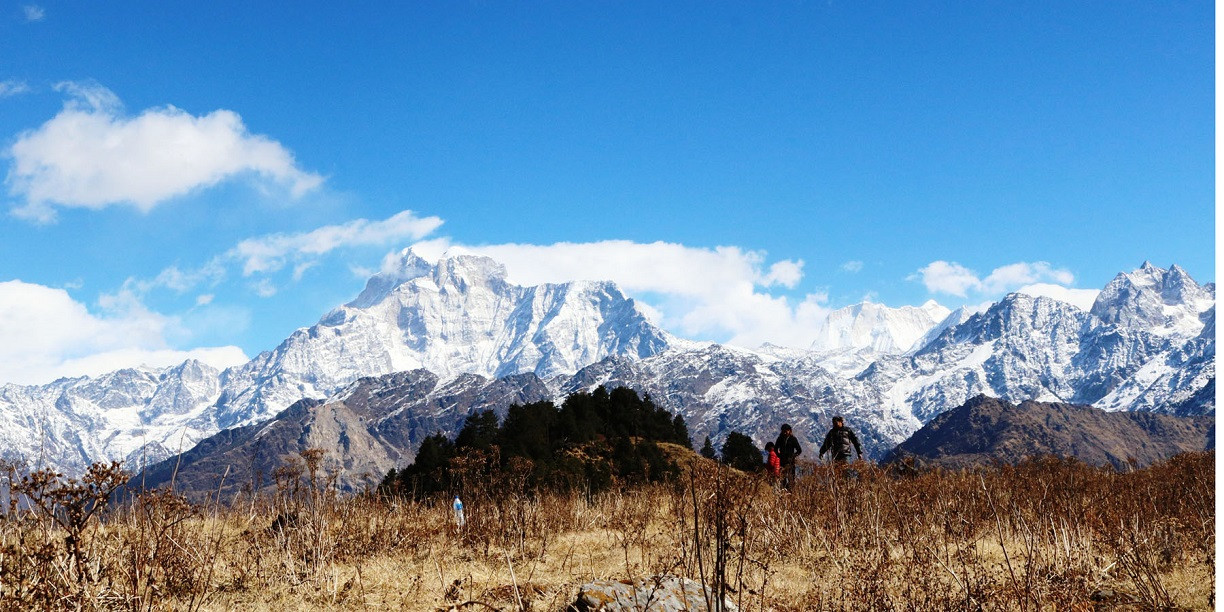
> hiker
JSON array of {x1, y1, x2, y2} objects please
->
[
  {"x1": 818, "y1": 416, "x2": 863, "y2": 465},
  {"x1": 764, "y1": 441, "x2": 781, "y2": 481},
  {"x1": 774, "y1": 424, "x2": 802, "y2": 489},
  {"x1": 452, "y1": 495, "x2": 466, "y2": 529}
]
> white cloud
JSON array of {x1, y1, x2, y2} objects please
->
[
  {"x1": 129, "y1": 210, "x2": 442, "y2": 300},
  {"x1": 763, "y1": 260, "x2": 804, "y2": 288},
  {"x1": 841, "y1": 260, "x2": 864, "y2": 273},
  {"x1": 251, "y1": 279, "x2": 278, "y2": 298},
  {"x1": 408, "y1": 239, "x2": 829, "y2": 349},
  {"x1": 913, "y1": 260, "x2": 982, "y2": 297},
  {"x1": 0, "y1": 80, "x2": 30, "y2": 98},
  {"x1": 1015, "y1": 283, "x2": 1100, "y2": 311},
  {"x1": 981, "y1": 262, "x2": 1074, "y2": 293},
  {"x1": 22, "y1": 5, "x2": 44, "y2": 22},
  {"x1": 914, "y1": 259, "x2": 1084, "y2": 301},
  {"x1": 231, "y1": 210, "x2": 443, "y2": 276},
  {"x1": 0, "y1": 281, "x2": 247, "y2": 385},
  {"x1": 6, "y1": 82, "x2": 323, "y2": 222}
]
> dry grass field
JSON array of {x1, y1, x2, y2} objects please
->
[{"x1": 0, "y1": 449, "x2": 1213, "y2": 610}]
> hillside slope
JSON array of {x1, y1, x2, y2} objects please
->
[{"x1": 884, "y1": 395, "x2": 1213, "y2": 470}]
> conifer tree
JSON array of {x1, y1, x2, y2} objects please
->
[{"x1": 720, "y1": 431, "x2": 762, "y2": 473}]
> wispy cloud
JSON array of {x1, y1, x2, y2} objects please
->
[
  {"x1": 0, "y1": 281, "x2": 247, "y2": 385},
  {"x1": 0, "y1": 80, "x2": 30, "y2": 98},
  {"x1": 22, "y1": 5, "x2": 44, "y2": 22},
  {"x1": 841, "y1": 260, "x2": 863, "y2": 273},
  {"x1": 131, "y1": 210, "x2": 444, "y2": 299},
  {"x1": 911, "y1": 260, "x2": 1095, "y2": 308},
  {"x1": 6, "y1": 82, "x2": 323, "y2": 222},
  {"x1": 231, "y1": 210, "x2": 443, "y2": 276}
]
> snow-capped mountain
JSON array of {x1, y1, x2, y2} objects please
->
[
  {"x1": 1091, "y1": 262, "x2": 1214, "y2": 337},
  {"x1": 856, "y1": 263, "x2": 1214, "y2": 424},
  {"x1": 864, "y1": 293, "x2": 1156, "y2": 422},
  {"x1": 810, "y1": 300, "x2": 951, "y2": 354},
  {"x1": 204, "y1": 249, "x2": 672, "y2": 430},
  {"x1": 802, "y1": 300, "x2": 953, "y2": 377},
  {"x1": 2, "y1": 259, "x2": 1213, "y2": 476},
  {"x1": 1, "y1": 250, "x2": 671, "y2": 474},
  {"x1": 0, "y1": 360, "x2": 222, "y2": 474},
  {"x1": 556, "y1": 344, "x2": 907, "y2": 460}
]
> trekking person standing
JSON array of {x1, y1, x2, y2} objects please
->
[
  {"x1": 774, "y1": 424, "x2": 802, "y2": 489},
  {"x1": 818, "y1": 416, "x2": 863, "y2": 465}
]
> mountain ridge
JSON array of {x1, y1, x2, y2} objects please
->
[
  {"x1": 2, "y1": 259, "x2": 1213, "y2": 476},
  {"x1": 883, "y1": 394, "x2": 1213, "y2": 470}
]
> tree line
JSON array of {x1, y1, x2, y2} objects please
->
[{"x1": 379, "y1": 386, "x2": 694, "y2": 499}]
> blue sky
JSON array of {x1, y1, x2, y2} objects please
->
[{"x1": 0, "y1": 1, "x2": 1213, "y2": 384}]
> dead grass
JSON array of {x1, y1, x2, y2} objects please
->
[{"x1": 0, "y1": 451, "x2": 1213, "y2": 610}]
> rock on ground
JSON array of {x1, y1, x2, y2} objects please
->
[{"x1": 573, "y1": 576, "x2": 739, "y2": 611}]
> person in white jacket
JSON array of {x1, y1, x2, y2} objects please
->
[{"x1": 452, "y1": 495, "x2": 466, "y2": 528}]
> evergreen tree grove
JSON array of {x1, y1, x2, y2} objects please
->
[{"x1": 379, "y1": 386, "x2": 690, "y2": 499}]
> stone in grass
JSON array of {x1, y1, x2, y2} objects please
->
[{"x1": 573, "y1": 576, "x2": 739, "y2": 611}]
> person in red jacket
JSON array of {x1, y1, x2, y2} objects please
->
[{"x1": 764, "y1": 441, "x2": 781, "y2": 481}]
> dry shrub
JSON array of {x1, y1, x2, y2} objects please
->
[{"x1": 0, "y1": 450, "x2": 1210, "y2": 610}]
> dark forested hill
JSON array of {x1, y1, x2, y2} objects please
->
[{"x1": 884, "y1": 395, "x2": 1213, "y2": 470}]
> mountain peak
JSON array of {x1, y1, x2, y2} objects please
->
[
  {"x1": 433, "y1": 253, "x2": 508, "y2": 291},
  {"x1": 209, "y1": 249, "x2": 674, "y2": 428},
  {"x1": 810, "y1": 300, "x2": 950, "y2": 354},
  {"x1": 347, "y1": 249, "x2": 514, "y2": 309},
  {"x1": 1091, "y1": 262, "x2": 1211, "y2": 336},
  {"x1": 347, "y1": 248, "x2": 435, "y2": 308}
]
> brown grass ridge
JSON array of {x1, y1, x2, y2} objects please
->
[{"x1": 0, "y1": 450, "x2": 1213, "y2": 610}]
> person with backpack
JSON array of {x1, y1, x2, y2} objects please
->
[
  {"x1": 818, "y1": 416, "x2": 863, "y2": 464},
  {"x1": 773, "y1": 424, "x2": 802, "y2": 489}
]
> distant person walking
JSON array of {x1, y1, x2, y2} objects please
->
[
  {"x1": 818, "y1": 416, "x2": 863, "y2": 465},
  {"x1": 774, "y1": 424, "x2": 802, "y2": 489},
  {"x1": 452, "y1": 495, "x2": 466, "y2": 529}
]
